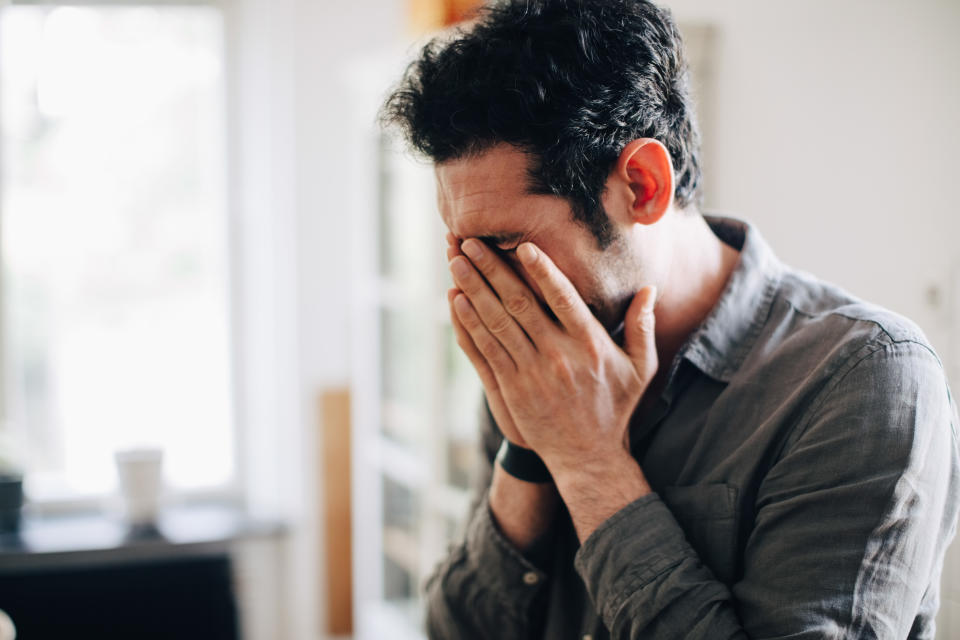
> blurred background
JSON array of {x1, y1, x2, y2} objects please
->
[{"x1": 0, "y1": 0, "x2": 957, "y2": 638}]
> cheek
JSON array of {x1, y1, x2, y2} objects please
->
[{"x1": 568, "y1": 255, "x2": 618, "y2": 310}]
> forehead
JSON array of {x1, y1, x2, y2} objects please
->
[{"x1": 435, "y1": 145, "x2": 536, "y2": 238}]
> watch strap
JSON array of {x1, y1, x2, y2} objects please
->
[{"x1": 495, "y1": 439, "x2": 552, "y2": 483}]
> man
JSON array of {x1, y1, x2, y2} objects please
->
[{"x1": 380, "y1": 1, "x2": 960, "y2": 638}]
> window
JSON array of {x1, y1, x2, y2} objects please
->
[{"x1": 0, "y1": 4, "x2": 234, "y2": 501}]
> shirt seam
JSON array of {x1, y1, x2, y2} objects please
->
[
  {"x1": 771, "y1": 338, "x2": 938, "y2": 467},
  {"x1": 780, "y1": 296, "x2": 942, "y2": 367}
]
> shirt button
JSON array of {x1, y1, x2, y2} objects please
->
[{"x1": 522, "y1": 571, "x2": 539, "y2": 585}]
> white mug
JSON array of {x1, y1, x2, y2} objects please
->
[{"x1": 114, "y1": 448, "x2": 164, "y2": 526}]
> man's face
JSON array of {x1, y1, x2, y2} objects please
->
[{"x1": 436, "y1": 144, "x2": 638, "y2": 332}]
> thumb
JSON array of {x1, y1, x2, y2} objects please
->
[{"x1": 624, "y1": 285, "x2": 658, "y2": 378}]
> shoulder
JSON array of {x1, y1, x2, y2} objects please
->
[
  {"x1": 743, "y1": 266, "x2": 943, "y2": 390},
  {"x1": 733, "y1": 265, "x2": 958, "y2": 449},
  {"x1": 777, "y1": 267, "x2": 932, "y2": 349},
  {"x1": 752, "y1": 266, "x2": 956, "y2": 450}
]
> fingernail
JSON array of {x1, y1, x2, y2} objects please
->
[
  {"x1": 449, "y1": 257, "x2": 470, "y2": 278},
  {"x1": 461, "y1": 239, "x2": 483, "y2": 260},
  {"x1": 643, "y1": 286, "x2": 658, "y2": 313},
  {"x1": 517, "y1": 243, "x2": 536, "y2": 265}
]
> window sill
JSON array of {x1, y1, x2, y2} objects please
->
[{"x1": 0, "y1": 502, "x2": 286, "y2": 572}]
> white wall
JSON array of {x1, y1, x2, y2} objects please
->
[
  {"x1": 666, "y1": 0, "x2": 960, "y2": 380},
  {"x1": 664, "y1": 1, "x2": 960, "y2": 635}
]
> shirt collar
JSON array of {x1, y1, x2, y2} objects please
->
[{"x1": 669, "y1": 215, "x2": 784, "y2": 386}]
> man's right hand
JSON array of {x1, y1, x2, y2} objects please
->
[
  {"x1": 446, "y1": 233, "x2": 528, "y2": 448},
  {"x1": 446, "y1": 233, "x2": 558, "y2": 552}
]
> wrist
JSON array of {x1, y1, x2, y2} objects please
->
[
  {"x1": 552, "y1": 447, "x2": 650, "y2": 494},
  {"x1": 489, "y1": 464, "x2": 559, "y2": 551},
  {"x1": 551, "y1": 449, "x2": 651, "y2": 542}
]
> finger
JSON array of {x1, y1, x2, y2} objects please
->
[
  {"x1": 448, "y1": 288, "x2": 501, "y2": 392},
  {"x1": 449, "y1": 255, "x2": 537, "y2": 360},
  {"x1": 460, "y1": 238, "x2": 553, "y2": 345},
  {"x1": 516, "y1": 242, "x2": 595, "y2": 337},
  {"x1": 446, "y1": 233, "x2": 464, "y2": 261},
  {"x1": 623, "y1": 285, "x2": 659, "y2": 381},
  {"x1": 452, "y1": 292, "x2": 516, "y2": 375}
]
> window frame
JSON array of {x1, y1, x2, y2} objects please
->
[{"x1": 0, "y1": 0, "x2": 247, "y2": 514}]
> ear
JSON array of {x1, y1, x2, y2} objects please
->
[{"x1": 605, "y1": 138, "x2": 675, "y2": 226}]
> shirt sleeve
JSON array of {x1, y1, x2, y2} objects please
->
[
  {"x1": 573, "y1": 339, "x2": 960, "y2": 639},
  {"x1": 424, "y1": 399, "x2": 552, "y2": 640}
]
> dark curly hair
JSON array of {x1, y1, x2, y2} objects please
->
[{"x1": 380, "y1": 0, "x2": 702, "y2": 248}]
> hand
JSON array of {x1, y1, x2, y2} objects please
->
[
  {"x1": 445, "y1": 233, "x2": 529, "y2": 448},
  {"x1": 447, "y1": 237, "x2": 659, "y2": 479}
]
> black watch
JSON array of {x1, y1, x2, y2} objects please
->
[{"x1": 495, "y1": 439, "x2": 552, "y2": 483}]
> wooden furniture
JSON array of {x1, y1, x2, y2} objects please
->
[{"x1": 321, "y1": 388, "x2": 354, "y2": 635}]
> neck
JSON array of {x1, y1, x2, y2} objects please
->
[{"x1": 652, "y1": 213, "x2": 741, "y2": 383}]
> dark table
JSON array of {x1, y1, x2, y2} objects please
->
[{"x1": 0, "y1": 504, "x2": 284, "y2": 640}]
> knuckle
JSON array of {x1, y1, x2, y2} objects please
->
[
  {"x1": 544, "y1": 347, "x2": 565, "y2": 368},
  {"x1": 503, "y1": 293, "x2": 532, "y2": 316},
  {"x1": 548, "y1": 355, "x2": 573, "y2": 381},
  {"x1": 542, "y1": 345, "x2": 562, "y2": 361},
  {"x1": 531, "y1": 261, "x2": 551, "y2": 281},
  {"x1": 638, "y1": 312, "x2": 656, "y2": 333},
  {"x1": 459, "y1": 274, "x2": 481, "y2": 294},
  {"x1": 552, "y1": 290, "x2": 577, "y2": 311},
  {"x1": 476, "y1": 332, "x2": 500, "y2": 356},
  {"x1": 488, "y1": 313, "x2": 513, "y2": 336},
  {"x1": 638, "y1": 319, "x2": 655, "y2": 336}
]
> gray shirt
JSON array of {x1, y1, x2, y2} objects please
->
[{"x1": 424, "y1": 216, "x2": 960, "y2": 639}]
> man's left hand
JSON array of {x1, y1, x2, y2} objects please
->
[{"x1": 448, "y1": 238, "x2": 659, "y2": 514}]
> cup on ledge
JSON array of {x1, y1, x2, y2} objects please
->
[{"x1": 114, "y1": 447, "x2": 164, "y2": 535}]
